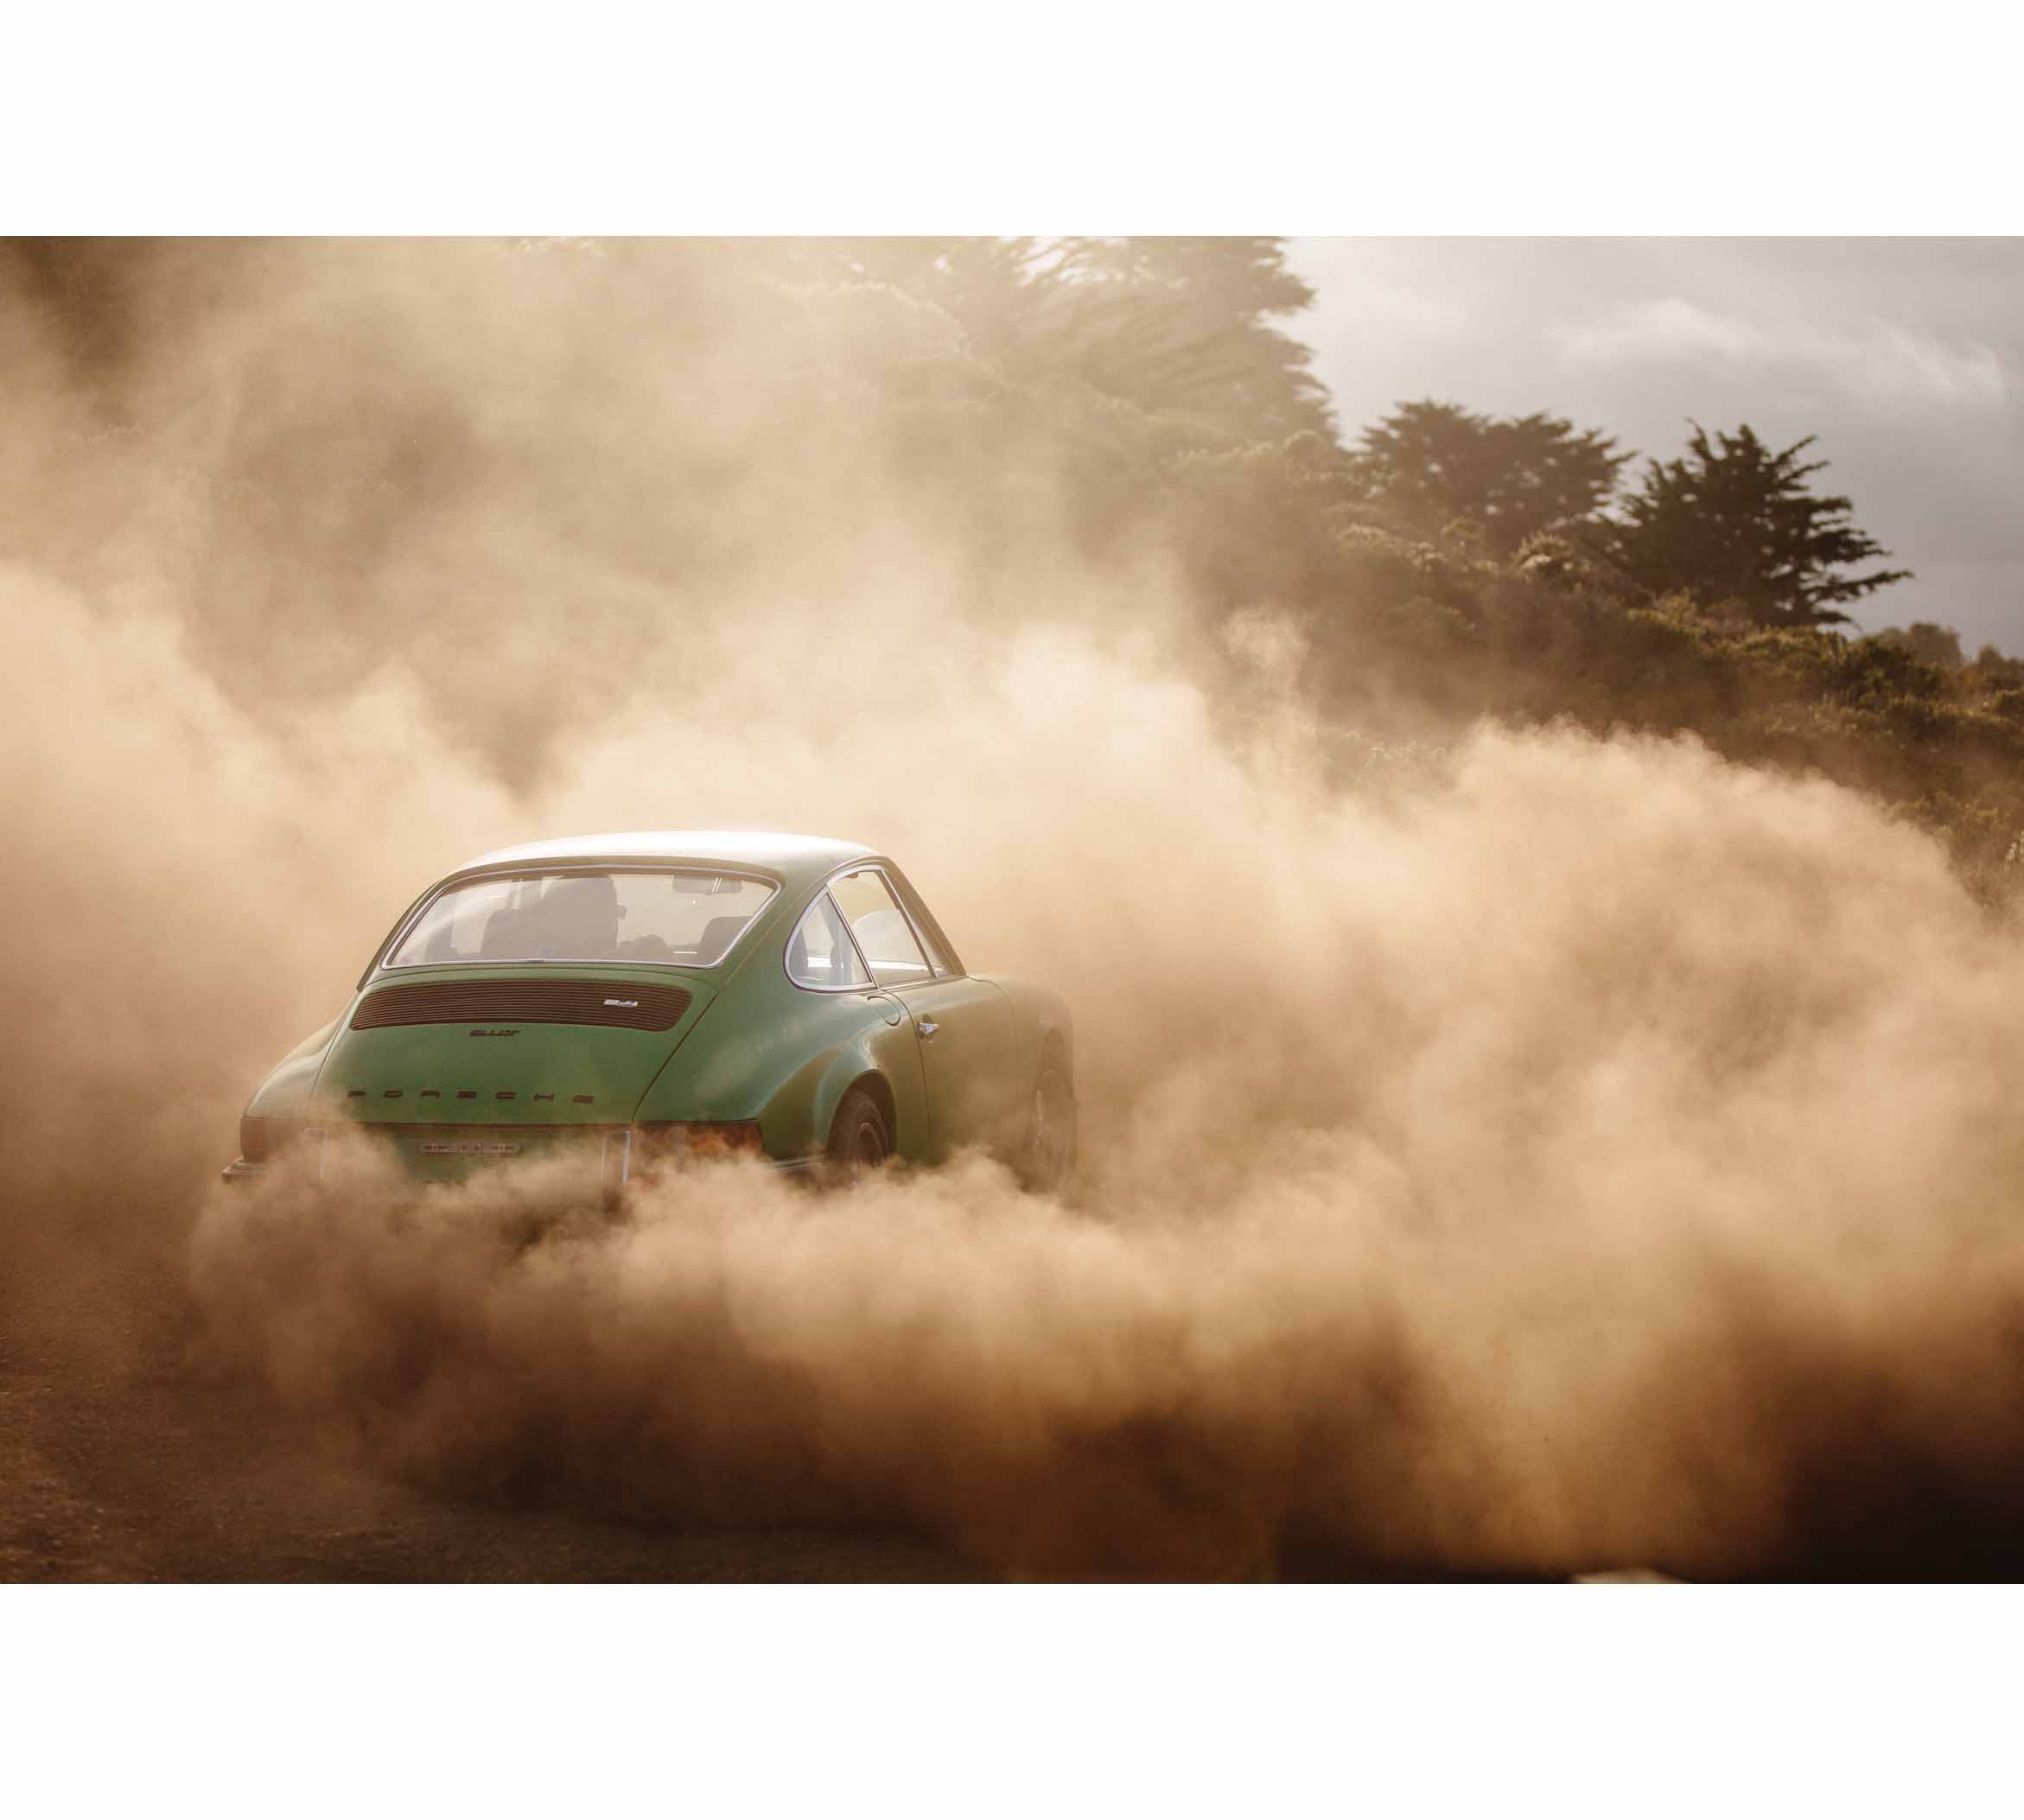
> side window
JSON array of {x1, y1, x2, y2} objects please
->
[
  {"x1": 786, "y1": 893, "x2": 869, "y2": 990},
  {"x1": 829, "y1": 869, "x2": 932, "y2": 985}
]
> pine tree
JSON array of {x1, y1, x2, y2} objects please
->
[
  {"x1": 1605, "y1": 423, "x2": 1909, "y2": 627},
  {"x1": 1350, "y1": 400, "x2": 1628, "y2": 553}
]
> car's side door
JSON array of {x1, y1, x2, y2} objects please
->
[{"x1": 828, "y1": 866, "x2": 1019, "y2": 1161}]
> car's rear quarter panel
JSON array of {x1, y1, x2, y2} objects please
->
[{"x1": 633, "y1": 945, "x2": 930, "y2": 1161}]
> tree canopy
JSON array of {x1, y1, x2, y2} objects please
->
[
  {"x1": 813, "y1": 236, "x2": 1333, "y2": 448},
  {"x1": 1602, "y1": 423, "x2": 1911, "y2": 627},
  {"x1": 1350, "y1": 399, "x2": 1629, "y2": 554}
]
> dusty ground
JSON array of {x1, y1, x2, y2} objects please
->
[
  {"x1": 0, "y1": 1208, "x2": 1516, "y2": 1582},
  {"x1": 8, "y1": 1198, "x2": 2007, "y2": 1583},
  {"x1": 3, "y1": 1220, "x2": 2009, "y2": 1584},
  {"x1": 0, "y1": 1208, "x2": 985, "y2": 1584}
]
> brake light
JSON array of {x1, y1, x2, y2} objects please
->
[
  {"x1": 631, "y1": 1121, "x2": 767, "y2": 1172},
  {"x1": 678, "y1": 1121, "x2": 765, "y2": 1157}
]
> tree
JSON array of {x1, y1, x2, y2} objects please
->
[
  {"x1": 1347, "y1": 400, "x2": 1629, "y2": 554},
  {"x1": 1971, "y1": 644, "x2": 2024, "y2": 689},
  {"x1": 1876, "y1": 622, "x2": 1966, "y2": 670},
  {"x1": 822, "y1": 237, "x2": 1335, "y2": 448},
  {"x1": 1604, "y1": 423, "x2": 1909, "y2": 627},
  {"x1": 1048, "y1": 238, "x2": 1336, "y2": 443}
]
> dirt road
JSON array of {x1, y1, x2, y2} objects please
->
[
  {"x1": 9, "y1": 1200, "x2": 2006, "y2": 1583},
  {"x1": 0, "y1": 1212, "x2": 984, "y2": 1584}
]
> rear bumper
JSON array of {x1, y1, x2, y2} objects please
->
[{"x1": 220, "y1": 1146, "x2": 818, "y2": 1187}]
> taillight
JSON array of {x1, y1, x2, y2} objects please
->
[
  {"x1": 677, "y1": 1121, "x2": 765, "y2": 1157},
  {"x1": 630, "y1": 1122, "x2": 766, "y2": 1174},
  {"x1": 601, "y1": 1123, "x2": 766, "y2": 1200}
]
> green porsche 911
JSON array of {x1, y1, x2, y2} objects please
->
[{"x1": 225, "y1": 831, "x2": 1077, "y2": 1197}]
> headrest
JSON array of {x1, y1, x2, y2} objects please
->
[
  {"x1": 696, "y1": 914, "x2": 749, "y2": 963},
  {"x1": 543, "y1": 875, "x2": 619, "y2": 913}
]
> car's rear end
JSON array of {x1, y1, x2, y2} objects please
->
[
  {"x1": 227, "y1": 855, "x2": 795, "y2": 1198},
  {"x1": 333, "y1": 968, "x2": 755, "y2": 1186},
  {"x1": 234, "y1": 966, "x2": 771, "y2": 1197}
]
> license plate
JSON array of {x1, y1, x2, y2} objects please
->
[{"x1": 419, "y1": 1140, "x2": 524, "y2": 1158}]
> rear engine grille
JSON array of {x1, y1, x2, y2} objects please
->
[
  {"x1": 351, "y1": 979, "x2": 692, "y2": 1033},
  {"x1": 348, "y1": 1123, "x2": 616, "y2": 1140}
]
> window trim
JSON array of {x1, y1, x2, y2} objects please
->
[
  {"x1": 782, "y1": 862, "x2": 958, "y2": 996},
  {"x1": 882, "y1": 863, "x2": 964, "y2": 978},
  {"x1": 826, "y1": 865, "x2": 936, "y2": 986},
  {"x1": 369, "y1": 862, "x2": 782, "y2": 983},
  {"x1": 782, "y1": 886, "x2": 877, "y2": 995}
]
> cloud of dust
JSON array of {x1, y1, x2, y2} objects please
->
[{"x1": 8, "y1": 240, "x2": 2024, "y2": 1578}]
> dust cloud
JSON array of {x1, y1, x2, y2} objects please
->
[{"x1": 8, "y1": 240, "x2": 2024, "y2": 1578}]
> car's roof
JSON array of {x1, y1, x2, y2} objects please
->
[{"x1": 453, "y1": 830, "x2": 877, "y2": 891}]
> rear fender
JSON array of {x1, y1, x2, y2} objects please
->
[
  {"x1": 806, "y1": 1044, "x2": 907, "y2": 1160},
  {"x1": 633, "y1": 996, "x2": 928, "y2": 1162},
  {"x1": 243, "y1": 1016, "x2": 343, "y2": 1120}
]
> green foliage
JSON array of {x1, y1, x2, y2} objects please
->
[
  {"x1": 818, "y1": 236, "x2": 1333, "y2": 450},
  {"x1": 1601, "y1": 423, "x2": 1911, "y2": 627},
  {"x1": 1876, "y1": 621, "x2": 1967, "y2": 671},
  {"x1": 1349, "y1": 400, "x2": 1630, "y2": 555}
]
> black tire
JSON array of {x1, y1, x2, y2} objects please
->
[
  {"x1": 824, "y1": 1085, "x2": 891, "y2": 1186},
  {"x1": 1020, "y1": 1060, "x2": 1077, "y2": 1193}
]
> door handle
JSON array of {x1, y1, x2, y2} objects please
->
[{"x1": 916, "y1": 1017, "x2": 940, "y2": 1041}]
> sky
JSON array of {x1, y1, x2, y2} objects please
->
[{"x1": 1289, "y1": 239, "x2": 2024, "y2": 656}]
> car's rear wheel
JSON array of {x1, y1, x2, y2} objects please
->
[
  {"x1": 825, "y1": 1085, "x2": 890, "y2": 1186},
  {"x1": 1021, "y1": 1060, "x2": 1077, "y2": 1193}
]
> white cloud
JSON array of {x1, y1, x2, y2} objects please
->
[{"x1": 1554, "y1": 297, "x2": 2013, "y2": 413}]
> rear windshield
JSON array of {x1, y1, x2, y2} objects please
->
[{"x1": 386, "y1": 869, "x2": 777, "y2": 969}]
